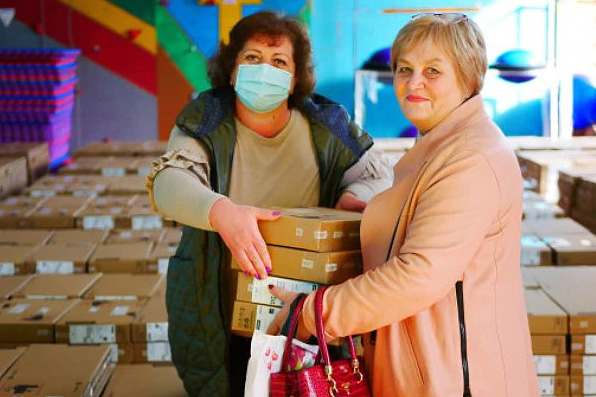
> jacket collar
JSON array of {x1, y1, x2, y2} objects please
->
[{"x1": 395, "y1": 95, "x2": 488, "y2": 176}]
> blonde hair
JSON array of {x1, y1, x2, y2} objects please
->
[{"x1": 391, "y1": 14, "x2": 487, "y2": 95}]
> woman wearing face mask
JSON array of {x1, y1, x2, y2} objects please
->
[
  {"x1": 268, "y1": 13, "x2": 539, "y2": 396},
  {"x1": 146, "y1": 10, "x2": 391, "y2": 397}
]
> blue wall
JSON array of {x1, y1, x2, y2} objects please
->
[{"x1": 310, "y1": 0, "x2": 552, "y2": 138}]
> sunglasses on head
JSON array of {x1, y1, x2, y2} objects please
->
[{"x1": 411, "y1": 12, "x2": 468, "y2": 22}]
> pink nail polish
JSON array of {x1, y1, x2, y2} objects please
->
[
  {"x1": 266, "y1": 266, "x2": 272, "y2": 273},
  {"x1": 272, "y1": 211, "x2": 281, "y2": 216}
]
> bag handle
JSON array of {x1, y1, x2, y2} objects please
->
[
  {"x1": 279, "y1": 293, "x2": 307, "y2": 371},
  {"x1": 315, "y1": 286, "x2": 364, "y2": 386}
]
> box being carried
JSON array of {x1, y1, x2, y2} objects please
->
[{"x1": 258, "y1": 207, "x2": 361, "y2": 252}]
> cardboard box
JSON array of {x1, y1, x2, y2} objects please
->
[
  {"x1": 0, "y1": 157, "x2": 27, "y2": 198},
  {"x1": 48, "y1": 229, "x2": 108, "y2": 245},
  {"x1": 571, "y1": 335, "x2": 596, "y2": 355},
  {"x1": 523, "y1": 201, "x2": 565, "y2": 221},
  {"x1": 0, "y1": 195, "x2": 46, "y2": 209},
  {"x1": 27, "y1": 196, "x2": 90, "y2": 228},
  {"x1": 83, "y1": 273, "x2": 165, "y2": 301},
  {"x1": 537, "y1": 375, "x2": 570, "y2": 395},
  {"x1": 77, "y1": 205, "x2": 130, "y2": 230},
  {"x1": 232, "y1": 245, "x2": 362, "y2": 284},
  {"x1": 0, "y1": 298, "x2": 79, "y2": 343},
  {"x1": 0, "y1": 343, "x2": 114, "y2": 397},
  {"x1": 132, "y1": 342, "x2": 172, "y2": 363},
  {"x1": 88, "y1": 242, "x2": 153, "y2": 273},
  {"x1": 235, "y1": 272, "x2": 319, "y2": 307},
  {"x1": 524, "y1": 218, "x2": 592, "y2": 238},
  {"x1": 101, "y1": 364, "x2": 186, "y2": 397},
  {"x1": 258, "y1": 207, "x2": 361, "y2": 252},
  {"x1": 526, "y1": 267, "x2": 596, "y2": 334},
  {"x1": 231, "y1": 300, "x2": 280, "y2": 337},
  {"x1": 160, "y1": 227, "x2": 182, "y2": 247},
  {"x1": 571, "y1": 375, "x2": 596, "y2": 395},
  {"x1": 29, "y1": 243, "x2": 96, "y2": 274},
  {"x1": 99, "y1": 157, "x2": 141, "y2": 177},
  {"x1": 146, "y1": 243, "x2": 176, "y2": 274},
  {"x1": 525, "y1": 289, "x2": 568, "y2": 335},
  {"x1": 105, "y1": 229, "x2": 165, "y2": 245},
  {"x1": 0, "y1": 207, "x2": 31, "y2": 229},
  {"x1": 543, "y1": 234, "x2": 596, "y2": 266},
  {"x1": 571, "y1": 356, "x2": 596, "y2": 375},
  {"x1": 131, "y1": 296, "x2": 168, "y2": 343},
  {"x1": 74, "y1": 141, "x2": 167, "y2": 157},
  {"x1": 521, "y1": 235, "x2": 553, "y2": 266},
  {"x1": 0, "y1": 275, "x2": 33, "y2": 299},
  {"x1": 89, "y1": 195, "x2": 138, "y2": 208},
  {"x1": 105, "y1": 175, "x2": 147, "y2": 195},
  {"x1": 0, "y1": 245, "x2": 40, "y2": 275},
  {"x1": 55, "y1": 299, "x2": 146, "y2": 344},
  {"x1": 0, "y1": 229, "x2": 53, "y2": 246},
  {"x1": 127, "y1": 205, "x2": 172, "y2": 230},
  {"x1": 58, "y1": 156, "x2": 107, "y2": 175},
  {"x1": 0, "y1": 347, "x2": 26, "y2": 380},
  {"x1": 65, "y1": 179, "x2": 108, "y2": 197},
  {"x1": 25, "y1": 174, "x2": 72, "y2": 197},
  {"x1": 0, "y1": 142, "x2": 49, "y2": 183},
  {"x1": 522, "y1": 267, "x2": 541, "y2": 289},
  {"x1": 534, "y1": 355, "x2": 570, "y2": 375},
  {"x1": 532, "y1": 335, "x2": 568, "y2": 355},
  {"x1": 16, "y1": 273, "x2": 102, "y2": 300}
]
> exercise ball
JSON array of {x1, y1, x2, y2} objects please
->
[{"x1": 490, "y1": 49, "x2": 545, "y2": 83}]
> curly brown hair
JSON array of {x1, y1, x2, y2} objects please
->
[{"x1": 207, "y1": 11, "x2": 315, "y2": 106}]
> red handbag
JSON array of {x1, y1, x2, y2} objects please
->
[{"x1": 270, "y1": 286, "x2": 371, "y2": 397}]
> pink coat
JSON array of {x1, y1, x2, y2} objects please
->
[{"x1": 302, "y1": 95, "x2": 539, "y2": 396}]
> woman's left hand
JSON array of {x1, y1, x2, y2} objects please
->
[
  {"x1": 266, "y1": 286, "x2": 313, "y2": 342},
  {"x1": 335, "y1": 191, "x2": 367, "y2": 212}
]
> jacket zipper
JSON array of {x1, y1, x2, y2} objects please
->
[{"x1": 456, "y1": 280, "x2": 472, "y2": 397}]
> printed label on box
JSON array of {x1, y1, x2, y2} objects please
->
[
  {"x1": 110, "y1": 306, "x2": 130, "y2": 316},
  {"x1": 325, "y1": 263, "x2": 338, "y2": 272},
  {"x1": 69, "y1": 324, "x2": 116, "y2": 344},
  {"x1": 31, "y1": 190, "x2": 55, "y2": 197},
  {"x1": 0, "y1": 262, "x2": 15, "y2": 276},
  {"x1": 254, "y1": 305, "x2": 280, "y2": 332},
  {"x1": 584, "y1": 356, "x2": 596, "y2": 374},
  {"x1": 95, "y1": 295, "x2": 137, "y2": 301},
  {"x1": 158, "y1": 258, "x2": 169, "y2": 274},
  {"x1": 313, "y1": 231, "x2": 327, "y2": 240},
  {"x1": 137, "y1": 168, "x2": 151, "y2": 176},
  {"x1": 333, "y1": 231, "x2": 343, "y2": 239},
  {"x1": 536, "y1": 376, "x2": 554, "y2": 394},
  {"x1": 83, "y1": 215, "x2": 115, "y2": 230},
  {"x1": 147, "y1": 341, "x2": 172, "y2": 361},
  {"x1": 251, "y1": 276, "x2": 318, "y2": 307},
  {"x1": 585, "y1": 376, "x2": 596, "y2": 394},
  {"x1": 132, "y1": 215, "x2": 163, "y2": 230},
  {"x1": 102, "y1": 168, "x2": 125, "y2": 177},
  {"x1": 147, "y1": 322, "x2": 169, "y2": 342},
  {"x1": 301, "y1": 259, "x2": 313, "y2": 269},
  {"x1": 586, "y1": 335, "x2": 596, "y2": 354},
  {"x1": 295, "y1": 228, "x2": 303, "y2": 237},
  {"x1": 8, "y1": 303, "x2": 29, "y2": 314},
  {"x1": 520, "y1": 250, "x2": 540, "y2": 266},
  {"x1": 36, "y1": 260, "x2": 74, "y2": 274},
  {"x1": 110, "y1": 343, "x2": 119, "y2": 363},
  {"x1": 533, "y1": 355, "x2": 556, "y2": 374}
]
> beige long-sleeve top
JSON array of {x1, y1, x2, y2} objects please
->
[{"x1": 148, "y1": 109, "x2": 392, "y2": 229}]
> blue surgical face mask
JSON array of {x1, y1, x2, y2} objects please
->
[{"x1": 234, "y1": 63, "x2": 292, "y2": 113}]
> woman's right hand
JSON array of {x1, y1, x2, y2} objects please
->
[{"x1": 209, "y1": 198, "x2": 281, "y2": 279}]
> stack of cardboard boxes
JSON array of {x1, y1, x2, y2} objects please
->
[
  {"x1": 0, "y1": 141, "x2": 186, "y2": 394},
  {"x1": 230, "y1": 207, "x2": 363, "y2": 336}
]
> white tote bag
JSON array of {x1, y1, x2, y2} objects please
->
[{"x1": 244, "y1": 331, "x2": 319, "y2": 397}]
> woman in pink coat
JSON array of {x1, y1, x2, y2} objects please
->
[{"x1": 269, "y1": 13, "x2": 539, "y2": 396}]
